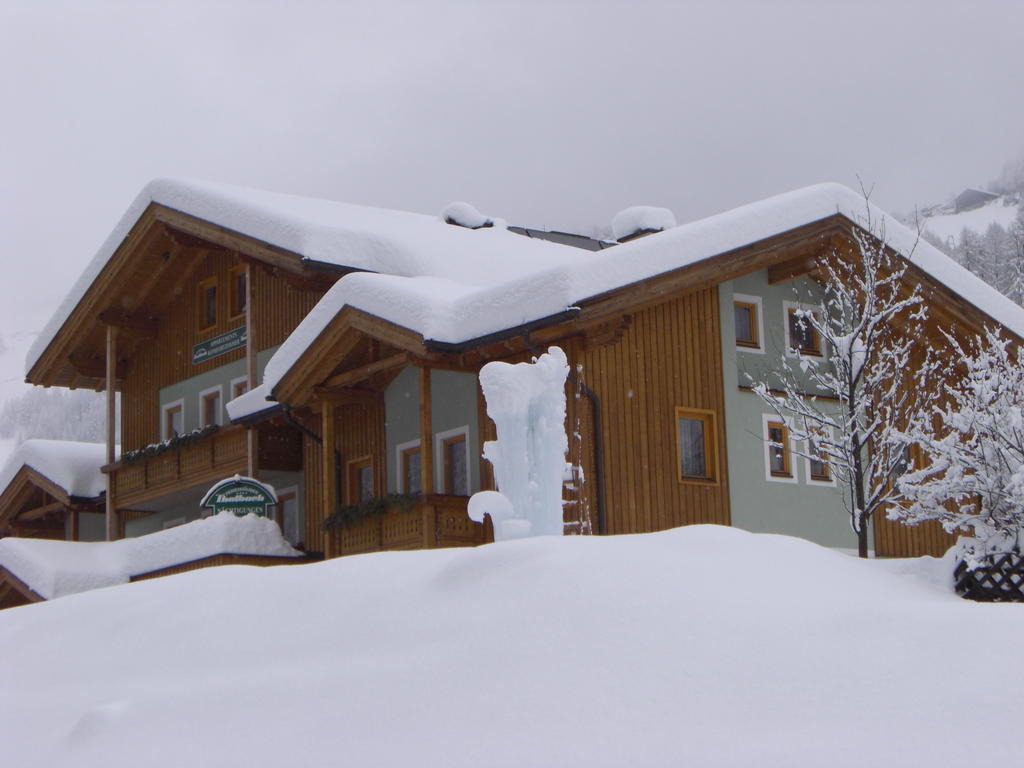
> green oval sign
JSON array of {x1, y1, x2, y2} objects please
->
[{"x1": 201, "y1": 475, "x2": 277, "y2": 517}]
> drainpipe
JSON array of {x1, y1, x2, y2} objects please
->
[{"x1": 521, "y1": 333, "x2": 607, "y2": 536}]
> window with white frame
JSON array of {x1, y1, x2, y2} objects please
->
[
  {"x1": 435, "y1": 426, "x2": 470, "y2": 496},
  {"x1": 783, "y1": 300, "x2": 823, "y2": 357},
  {"x1": 198, "y1": 385, "x2": 223, "y2": 428},
  {"x1": 804, "y1": 429, "x2": 835, "y2": 486},
  {"x1": 161, "y1": 399, "x2": 185, "y2": 440},
  {"x1": 732, "y1": 293, "x2": 764, "y2": 353},
  {"x1": 763, "y1": 413, "x2": 798, "y2": 483},
  {"x1": 275, "y1": 485, "x2": 301, "y2": 545},
  {"x1": 230, "y1": 376, "x2": 249, "y2": 400},
  {"x1": 395, "y1": 439, "x2": 422, "y2": 494}
]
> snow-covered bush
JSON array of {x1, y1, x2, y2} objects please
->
[
  {"x1": 897, "y1": 328, "x2": 1024, "y2": 564},
  {"x1": 475, "y1": 347, "x2": 569, "y2": 540}
]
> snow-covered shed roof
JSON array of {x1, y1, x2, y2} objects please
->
[
  {"x1": 27, "y1": 178, "x2": 588, "y2": 376},
  {"x1": 0, "y1": 440, "x2": 107, "y2": 502},
  {"x1": 0, "y1": 512, "x2": 301, "y2": 600},
  {"x1": 257, "y1": 182, "x2": 1024, "y2": 399}
]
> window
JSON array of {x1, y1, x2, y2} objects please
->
[
  {"x1": 161, "y1": 399, "x2": 185, "y2": 440},
  {"x1": 346, "y1": 457, "x2": 374, "y2": 504},
  {"x1": 275, "y1": 486, "x2": 300, "y2": 545},
  {"x1": 199, "y1": 385, "x2": 222, "y2": 427},
  {"x1": 435, "y1": 427, "x2": 470, "y2": 496},
  {"x1": 733, "y1": 294, "x2": 763, "y2": 352},
  {"x1": 197, "y1": 276, "x2": 218, "y2": 330},
  {"x1": 675, "y1": 407, "x2": 717, "y2": 484},
  {"x1": 805, "y1": 430, "x2": 834, "y2": 485},
  {"x1": 229, "y1": 266, "x2": 248, "y2": 319},
  {"x1": 891, "y1": 444, "x2": 922, "y2": 479},
  {"x1": 230, "y1": 376, "x2": 249, "y2": 400},
  {"x1": 763, "y1": 414, "x2": 797, "y2": 483},
  {"x1": 784, "y1": 302, "x2": 822, "y2": 356},
  {"x1": 396, "y1": 440, "x2": 422, "y2": 494}
]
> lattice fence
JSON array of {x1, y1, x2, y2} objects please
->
[{"x1": 954, "y1": 551, "x2": 1024, "y2": 602}]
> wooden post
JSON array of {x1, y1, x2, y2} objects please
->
[
  {"x1": 105, "y1": 325, "x2": 119, "y2": 541},
  {"x1": 419, "y1": 366, "x2": 434, "y2": 496},
  {"x1": 321, "y1": 400, "x2": 336, "y2": 559},
  {"x1": 245, "y1": 263, "x2": 258, "y2": 478}
]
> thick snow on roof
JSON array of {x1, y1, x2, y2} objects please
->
[
  {"x1": 2, "y1": 525, "x2": 1018, "y2": 767},
  {"x1": 0, "y1": 439, "x2": 107, "y2": 499},
  {"x1": 263, "y1": 182, "x2": 1024, "y2": 396},
  {"x1": 611, "y1": 204, "x2": 676, "y2": 241},
  {"x1": 31, "y1": 178, "x2": 1024, "y2": 398},
  {"x1": 0, "y1": 512, "x2": 299, "y2": 600},
  {"x1": 225, "y1": 383, "x2": 275, "y2": 421},
  {"x1": 27, "y1": 177, "x2": 587, "y2": 375}
]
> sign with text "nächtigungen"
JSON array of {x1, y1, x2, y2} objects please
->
[
  {"x1": 192, "y1": 326, "x2": 246, "y2": 365},
  {"x1": 201, "y1": 476, "x2": 277, "y2": 517}
]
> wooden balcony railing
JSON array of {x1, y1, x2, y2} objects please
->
[
  {"x1": 327, "y1": 495, "x2": 492, "y2": 558},
  {"x1": 106, "y1": 425, "x2": 249, "y2": 508}
]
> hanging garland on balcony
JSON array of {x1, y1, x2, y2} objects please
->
[
  {"x1": 323, "y1": 493, "x2": 422, "y2": 531},
  {"x1": 120, "y1": 424, "x2": 220, "y2": 466}
]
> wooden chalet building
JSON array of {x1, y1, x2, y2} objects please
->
[{"x1": 5, "y1": 178, "x2": 1023, "y2": 581}]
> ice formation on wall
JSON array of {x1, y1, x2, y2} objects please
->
[{"x1": 475, "y1": 346, "x2": 569, "y2": 540}]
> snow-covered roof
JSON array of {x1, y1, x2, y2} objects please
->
[
  {"x1": 27, "y1": 177, "x2": 589, "y2": 375},
  {"x1": 0, "y1": 512, "x2": 300, "y2": 600},
  {"x1": 261, "y1": 182, "x2": 1024, "y2": 397},
  {"x1": 0, "y1": 439, "x2": 108, "y2": 500},
  {"x1": 225, "y1": 383, "x2": 276, "y2": 422},
  {"x1": 30, "y1": 178, "x2": 1024, "y2": 406}
]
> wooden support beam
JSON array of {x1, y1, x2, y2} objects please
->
[
  {"x1": 17, "y1": 501, "x2": 66, "y2": 521},
  {"x1": 321, "y1": 352, "x2": 412, "y2": 390},
  {"x1": 419, "y1": 366, "x2": 434, "y2": 495},
  {"x1": 312, "y1": 387, "x2": 385, "y2": 405},
  {"x1": 246, "y1": 262, "x2": 257, "y2": 478},
  {"x1": 767, "y1": 255, "x2": 819, "y2": 285},
  {"x1": 68, "y1": 353, "x2": 126, "y2": 381},
  {"x1": 321, "y1": 400, "x2": 337, "y2": 559},
  {"x1": 97, "y1": 308, "x2": 158, "y2": 338},
  {"x1": 105, "y1": 325, "x2": 119, "y2": 541},
  {"x1": 162, "y1": 224, "x2": 230, "y2": 251}
]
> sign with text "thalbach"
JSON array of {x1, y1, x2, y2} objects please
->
[
  {"x1": 201, "y1": 476, "x2": 277, "y2": 517},
  {"x1": 192, "y1": 326, "x2": 246, "y2": 365}
]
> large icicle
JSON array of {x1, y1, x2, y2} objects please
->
[{"x1": 474, "y1": 346, "x2": 570, "y2": 540}]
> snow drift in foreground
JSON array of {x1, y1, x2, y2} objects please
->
[
  {"x1": 0, "y1": 513, "x2": 300, "y2": 599},
  {"x1": 0, "y1": 525, "x2": 1012, "y2": 768}
]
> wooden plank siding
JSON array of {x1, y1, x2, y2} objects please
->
[
  {"x1": 120, "y1": 255, "x2": 324, "y2": 452},
  {"x1": 130, "y1": 553, "x2": 311, "y2": 582},
  {"x1": 302, "y1": 401, "x2": 386, "y2": 555},
  {"x1": 573, "y1": 287, "x2": 729, "y2": 534},
  {"x1": 874, "y1": 515, "x2": 956, "y2": 559}
]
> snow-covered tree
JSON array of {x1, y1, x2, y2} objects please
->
[
  {"x1": 751, "y1": 207, "x2": 940, "y2": 558},
  {"x1": 896, "y1": 328, "x2": 1024, "y2": 563}
]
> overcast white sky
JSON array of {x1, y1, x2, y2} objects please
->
[{"x1": 1, "y1": 0, "x2": 1022, "y2": 336}]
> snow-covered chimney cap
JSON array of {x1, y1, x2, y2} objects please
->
[
  {"x1": 612, "y1": 205, "x2": 676, "y2": 242},
  {"x1": 442, "y1": 201, "x2": 494, "y2": 230}
]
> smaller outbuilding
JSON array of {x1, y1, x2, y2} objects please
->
[{"x1": 954, "y1": 188, "x2": 999, "y2": 213}]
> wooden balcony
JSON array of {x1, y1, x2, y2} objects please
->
[
  {"x1": 107, "y1": 425, "x2": 249, "y2": 509},
  {"x1": 327, "y1": 495, "x2": 492, "y2": 558}
]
